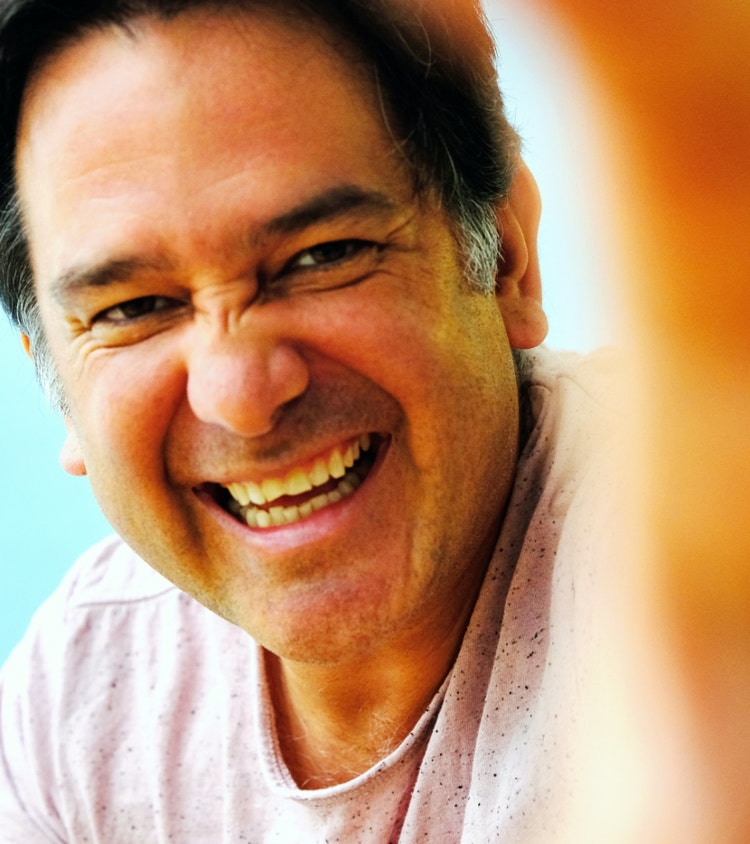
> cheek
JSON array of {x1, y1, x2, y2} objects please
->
[
  {"x1": 68, "y1": 345, "x2": 186, "y2": 475},
  {"x1": 299, "y1": 280, "x2": 505, "y2": 394},
  {"x1": 305, "y1": 295, "x2": 517, "y2": 523}
]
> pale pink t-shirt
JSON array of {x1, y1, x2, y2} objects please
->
[{"x1": 0, "y1": 348, "x2": 623, "y2": 842}]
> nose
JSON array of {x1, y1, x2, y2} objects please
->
[{"x1": 185, "y1": 325, "x2": 310, "y2": 437}]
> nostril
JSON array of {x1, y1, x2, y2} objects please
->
[{"x1": 273, "y1": 392, "x2": 305, "y2": 423}]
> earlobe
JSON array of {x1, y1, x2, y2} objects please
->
[
  {"x1": 60, "y1": 419, "x2": 87, "y2": 476},
  {"x1": 495, "y1": 163, "x2": 549, "y2": 350}
]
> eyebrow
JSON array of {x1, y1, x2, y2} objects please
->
[
  {"x1": 263, "y1": 184, "x2": 398, "y2": 236},
  {"x1": 51, "y1": 257, "x2": 173, "y2": 303},
  {"x1": 50, "y1": 184, "x2": 400, "y2": 302}
]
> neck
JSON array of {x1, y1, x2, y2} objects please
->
[{"x1": 266, "y1": 609, "x2": 471, "y2": 789}]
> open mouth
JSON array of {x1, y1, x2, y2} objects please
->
[{"x1": 214, "y1": 433, "x2": 379, "y2": 529}]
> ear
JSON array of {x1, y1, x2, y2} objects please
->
[
  {"x1": 494, "y1": 162, "x2": 549, "y2": 349},
  {"x1": 60, "y1": 417, "x2": 87, "y2": 476},
  {"x1": 22, "y1": 332, "x2": 87, "y2": 476}
]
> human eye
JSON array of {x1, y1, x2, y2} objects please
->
[
  {"x1": 93, "y1": 295, "x2": 183, "y2": 325},
  {"x1": 284, "y1": 239, "x2": 379, "y2": 272}
]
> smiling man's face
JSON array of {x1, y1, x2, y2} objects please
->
[{"x1": 16, "y1": 8, "x2": 526, "y2": 663}]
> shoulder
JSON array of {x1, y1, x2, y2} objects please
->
[
  {"x1": 0, "y1": 536, "x2": 181, "y2": 700},
  {"x1": 511, "y1": 345, "x2": 633, "y2": 536},
  {"x1": 1, "y1": 533, "x2": 246, "y2": 745},
  {"x1": 0, "y1": 536, "x2": 254, "y2": 840},
  {"x1": 520, "y1": 346, "x2": 628, "y2": 452},
  {"x1": 0, "y1": 535, "x2": 210, "y2": 702},
  {"x1": 524, "y1": 345, "x2": 625, "y2": 413},
  {"x1": 51, "y1": 533, "x2": 176, "y2": 608}
]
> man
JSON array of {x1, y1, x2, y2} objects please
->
[{"x1": 0, "y1": 0, "x2": 621, "y2": 840}]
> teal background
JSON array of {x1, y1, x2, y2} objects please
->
[
  {"x1": 0, "y1": 325, "x2": 111, "y2": 662},
  {"x1": 0, "y1": 3, "x2": 618, "y2": 663}
]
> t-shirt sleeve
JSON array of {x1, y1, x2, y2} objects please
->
[
  {"x1": 0, "y1": 537, "x2": 177, "y2": 843},
  {"x1": 0, "y1": 592, "x2": 70, "y2": 843}
]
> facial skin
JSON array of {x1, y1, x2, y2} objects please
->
[{"x1": 16, "y1": 9, "x2": 545, "y2": 681}]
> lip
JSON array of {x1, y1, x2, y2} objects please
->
[{"x1": 194, "y1": 434, "x2": 390, "y2": 551}]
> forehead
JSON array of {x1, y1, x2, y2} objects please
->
[
  {"x1": 15, "y1": 7, "x2": 410, "y2": 280},
  {"x1": 18, "y1": 7, "x2": 378, "y2": 158},
  {"x1": 21, "y1": 4, "x2": 370, "y2": 110}
]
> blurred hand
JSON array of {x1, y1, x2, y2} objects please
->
[{"x1": 525, "y1": 1, "x2": 750, "y2": 840}]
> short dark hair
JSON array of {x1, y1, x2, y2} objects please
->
[{"x1": 0, "y1": 0, "x2": 520, "y2": 408}]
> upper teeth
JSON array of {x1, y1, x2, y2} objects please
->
[{"x1": 224, "y1": 433, "x2": 371, "y2": 507}]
